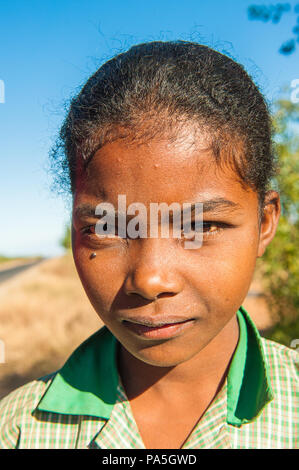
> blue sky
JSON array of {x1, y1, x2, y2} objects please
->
[{"x1": 0, "y1": 0, "x2": 298, "y2": 257}]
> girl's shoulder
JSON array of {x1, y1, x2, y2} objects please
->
[
  {"x1": 261, "y1": 336, "x2": 298, "y2": 363},
  {"x1": 0, "y1": 372, "x2": 57, "y2": 432},
  {"x1": 260, "y1": 336, "x2": 298, "y2": 387}
]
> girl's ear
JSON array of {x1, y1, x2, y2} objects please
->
[{"x1": 257, "y1": 190, "x2": 281, "y2": 258}]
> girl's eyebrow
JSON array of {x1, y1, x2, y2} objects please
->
[
  {"x1": 74, "y1": 204, "x2": 125, "y2": 219},
  {"x1": 73, "y1": 198, "x2": 242, "y2": 220},
  {"x1": 199, "y1": 198, "x2": 242, "y2": 213}
]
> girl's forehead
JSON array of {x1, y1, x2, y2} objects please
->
[{"x1": 76, "y1": 133, "x2": 251, "y2": 207}]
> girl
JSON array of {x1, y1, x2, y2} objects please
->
[{"x1": 0, "y1": 41, "x2": 297, "y2": 449}]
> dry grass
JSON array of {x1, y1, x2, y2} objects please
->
[
  {"x1": 0, "y1": 254, "x2": 276, "y2": 399},
  {"x1": 0, "y1": 254, "x2": 101, "y2": 398}
]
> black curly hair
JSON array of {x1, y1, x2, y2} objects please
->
[{"x1": 50, "y1": 40, "x2": 277, "y2": 215}]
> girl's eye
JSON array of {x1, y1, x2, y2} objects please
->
[
  {"x1": 80, "y1": 223, "x2": 124, "y2": 246},
  {"x1": 82, "y1": 225, "x2": 95, "y2": 235},
  {"x1": 181, "y1": 221, "x2": 229, "y2": 239},
  {"x1": 81, "y1": 220, "x2": 232, "y2": 245}
]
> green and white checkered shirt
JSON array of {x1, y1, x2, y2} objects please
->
[{"x1": 0, "y1": 307, "x2": 298, "y2": 449}]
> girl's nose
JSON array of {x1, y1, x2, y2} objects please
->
[{"x1": 123, "y1": 239, "x2": 183, "y2": 301}]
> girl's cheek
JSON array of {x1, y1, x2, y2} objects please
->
[
  {"x1": 78, "y1": 267, "x2": 115, "y2": 315},
  {"x1": 77, "y1": 251, "x2": 127, "y2": 311}
]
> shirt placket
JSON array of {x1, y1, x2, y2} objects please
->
[
  {"x1": 91, "y1": 385, "x2": 145, "y2": 449},
  {"x1": 182, "y1": 381, "x2": 231, "y2": 449}
]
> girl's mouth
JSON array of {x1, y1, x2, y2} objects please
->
[{"x1": 122, "y1": 318, "x2": 195, "y2": 339}]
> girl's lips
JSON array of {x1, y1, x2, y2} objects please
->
[{"x1": 122, "y1": 319, "x2": 195, "y2": 339}]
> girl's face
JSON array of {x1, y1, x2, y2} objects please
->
[{"x1": 72, "y1": 125, "x2": 279, "y2": 367}]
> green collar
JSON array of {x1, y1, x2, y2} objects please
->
[
  {"x1": 35, "y1": 327, "x2": 119, "y2": 419},
  {"x1": 35, "y1": 306, "x2": 273, "y2": 426},
  {"x1": 227, "y1": 306, "x2": 274, "y2": 426}
]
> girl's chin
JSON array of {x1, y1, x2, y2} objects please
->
[{"x1": 121, "y1": 338, "x2": 206, "y2": 368}]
